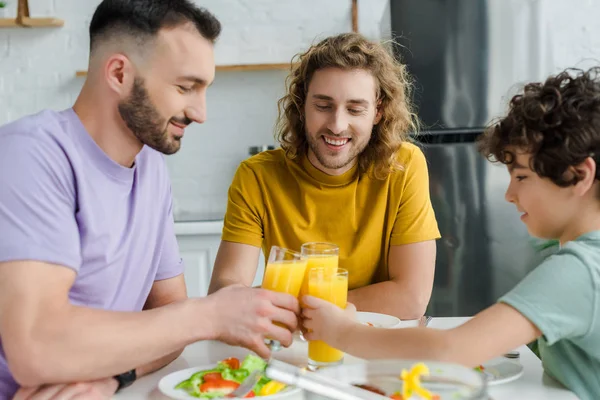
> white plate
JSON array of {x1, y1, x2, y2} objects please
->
[
  {"x1": 479, "y1": 357, "x2": 524, "y2": 386},
  {"x1": 356, "y1": 312, "x2": 402, "y2": 328},
  {"x1": 158, "y1": 365, "x2": 302, "y2": 399}
]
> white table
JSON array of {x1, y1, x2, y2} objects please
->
[{"x1": 114, "y1": 317, "x2": 579, "y2": 400}]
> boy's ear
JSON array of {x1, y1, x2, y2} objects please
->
[{"x1": 572, "y1": 157, "x2": 597, "y2": 196}]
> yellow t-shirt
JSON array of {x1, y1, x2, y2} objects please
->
[{"x1": 221, "y1": 142, "x2": 440, "y2": 289}]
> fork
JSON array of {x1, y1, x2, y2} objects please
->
[
  {"x1": 503, "y1": 350, "x2": 520, "y2": 359},
  {"x1": 227, "y1": 369, "x2": 262, "y2": 398},
  {"x1": 419, "y1": 315, "x2": 432, "y2": 327}
]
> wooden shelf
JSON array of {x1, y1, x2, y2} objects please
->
[
  {"x1": 0, "y1": 17, "x2": 64, "y2": 27},
  {"x1": 0, "y1": 0, "x2": 64, "y2": 28},
  {"x1": 75, "y1": 0, "x2": 358, "y2": 77},
  {"x1": 75, "y1": 63, "x2": 293, "y2": 77},
  {"x1": 216, "y1": 63, "x2": 292, "y2": 72},
  {"x1": 352, "y1": 0, "x2": 358, "y2": 32}
]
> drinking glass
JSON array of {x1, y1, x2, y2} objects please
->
[
  {"x1": 299, "y1": 242, "x2": 340, "y2": 302},
  {"x1": 261, "y1": 245, "x2": 308, "y2": 351},
  {"x1": 307, "y1": 267, "x2": 348, "y2": 371}
]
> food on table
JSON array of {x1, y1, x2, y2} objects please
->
[
  {"x1": 398, "y1": 362, "x2": 435, "y2": 399},
  {"x1": 355, "y1": 383, "x2": 386, "y2": 395},
  {"x1": 174, "y1": 354, "x2": 288, "y2": 398},
  {"x1": 259, "y1": 380, "x2": 288, "y2": 396},
  {"x1": 473, "y1": 365, "x2": 485, "y2": 373},
  {"x1": 353, "y1": 362, "x2": 441, "y2": 400}
]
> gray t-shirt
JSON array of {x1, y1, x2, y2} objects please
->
[
  {"x1": 0, "y1": 109, "x2": 184, "y2": 397},
  {"x1": 500, "y1": 231, "x2": 600, "y2": 400}
]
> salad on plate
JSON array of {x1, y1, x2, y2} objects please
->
[{"x1": 174, "y1": 354, "x2": 288, "y2": 398}]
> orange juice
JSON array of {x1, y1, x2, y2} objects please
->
[
  {"x1": 299, "y1": 254, "x2": 339, "y2": 300},
  {"x1": 307, "y1": 270, "x2": 348, "y2": 364},
  {"x1": 262, "y1": 246, "x2": 305, "y2": 351},
  {"x1": 262, "y1": 259, "x2": 308, "y2": 297}
]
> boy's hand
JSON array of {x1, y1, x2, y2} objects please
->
[{"x1": 301, "y1": 295, "x2": 358, "y2": 346}]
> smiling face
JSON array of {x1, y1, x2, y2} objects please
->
[
  {"x1": 505, "y1": 151, "x2": 592, "y2": 242},
  {"x1": 117, "y1": 24, "x2": 215, "y2": 155},
  {"x1": 303, "y1": 67, "x2": 381, "y2": 175}
]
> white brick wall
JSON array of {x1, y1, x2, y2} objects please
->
[
  {"x1": 0, "y1": 0, "x2": 390, "y2": 220},
  {"x1": 0, "y1": 0, "x2": 599, "y2": 220}
]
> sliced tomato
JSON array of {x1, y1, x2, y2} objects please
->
[
  {"x1": 199, "y1": 379, "x2": 240, "y2": 395},
  {"x1": 202, "y1": 372, "x2": 222, "y2": 382},
  {"x1": 221, "y1": 357, "x2": 241, "y2": 370},
  {"x1": 244, "y1": 390, "x2": 256, "y2": 398}
]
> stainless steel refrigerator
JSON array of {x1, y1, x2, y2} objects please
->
[{"x1": 388, "y1": 0, "x2": 559, "y2": 316}]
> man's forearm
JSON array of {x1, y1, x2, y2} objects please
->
[
  {"x1": 347, "y1": 281, "x2": 430, "y2": 320},
  {"x1": 208, "y1": 277, "x2": 247, "y2": 294},
  {"x1": 136, "y1": 349, "x2": 183, "y2": 378},
  {"x1": 11, "y1": 298, "x2": 214, "y2": 386}
]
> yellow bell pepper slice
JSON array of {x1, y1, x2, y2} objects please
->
[
  {"x1": 259, "y1": 380, "x2": 287, "y2": 396},
  {"x1": 399, "y1": 362, "x2": 434, "y2": 400}
]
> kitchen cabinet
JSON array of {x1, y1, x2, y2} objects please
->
[{"x1": 175, "y1": 221, "x2": 264, "y2": 298}]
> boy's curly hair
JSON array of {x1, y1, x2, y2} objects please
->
[
  {"x1": 275, "y1": 32, "x2": 418, "y2": 179},
  {"x1": 478, "y1": 67, "x2": 600, "y2": 186}
]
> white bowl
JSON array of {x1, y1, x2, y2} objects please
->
[{"x1": 308, "y1": 359, "x2": 488, "y2": 400}]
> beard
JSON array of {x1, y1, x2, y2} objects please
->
[
  {"x1": 306, "y1": 130, "x2": 370, "y2": 171},
  {"x1": 118, "y1": 77, "x2": 190, "y2": 155}
]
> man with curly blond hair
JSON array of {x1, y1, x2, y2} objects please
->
[{"x1": 209, "y1": 33, "x2": 440, "y2": 320}]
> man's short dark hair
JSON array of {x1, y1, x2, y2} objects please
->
[{"x1": 89, "y1": 0, "x2": 221, "y2": 52}]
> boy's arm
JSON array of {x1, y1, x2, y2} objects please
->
[
  {"x1": 306, "y1": 238, "x2": 594, "y2": 369},
  {"x1": 337, "y1": 303, "x2": 541, "y2": 366}
]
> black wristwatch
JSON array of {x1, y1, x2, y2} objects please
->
[{"x1": 113, "y1": 369, "x2": 137, "y2": 392}]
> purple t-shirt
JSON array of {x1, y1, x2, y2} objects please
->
[{"x1": 0, "y1": 109, "x2": 184, "y2": 398}]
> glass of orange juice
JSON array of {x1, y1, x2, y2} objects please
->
[
  {"x1": 307, "y1": 267, "x2": 348, "y2": 371},
  {"x1": 299, "y1": 242, "x2": 339, "y2": 302},
  {"x1": 261, "y1": 246, "x2": 308, "y2": 350}
]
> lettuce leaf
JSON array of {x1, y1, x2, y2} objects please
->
[
  {"x1": 252, "y1": 375, "x2": 272, "y2": 394},
  {"x1": 175, "y1": 368, "x2": 220, "y2": 397},
  {"x1": 220, "y1": 368, "x2": 249, "y2": 383},
  {"x1": 240, "y1": 354, "x2": 267, "y2": 373}
]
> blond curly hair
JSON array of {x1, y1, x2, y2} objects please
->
[{"x1": 275, "y1": 32, "x2": 418, "y2": 179}]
